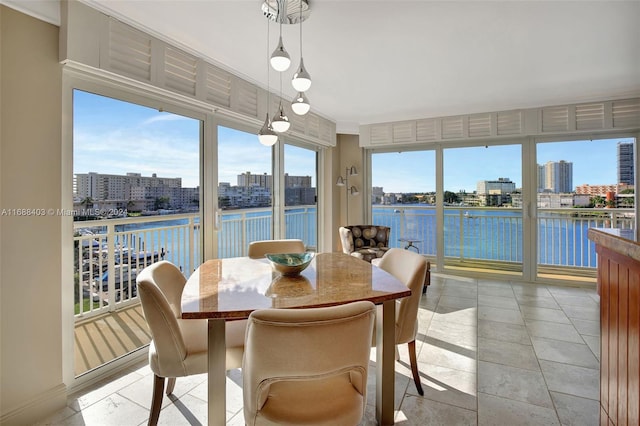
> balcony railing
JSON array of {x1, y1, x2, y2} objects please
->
[{"x1": 372, "y1": 205, "x2": 635, "y2": 268}]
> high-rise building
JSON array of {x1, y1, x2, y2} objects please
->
[
  {"x1": 617, "y1": 142, "x2": 634, "y2": 185},
  {"x1": 539, "y1": 160, "x2": 573, "y2": 193}
]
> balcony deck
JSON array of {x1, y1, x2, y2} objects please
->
[{"x1": 74, "y1": 303, "x2": 150, "y2": 376}]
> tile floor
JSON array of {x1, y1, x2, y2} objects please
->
[{"x1": 37, "y1": 273, "x2": 601, "y2": 425}]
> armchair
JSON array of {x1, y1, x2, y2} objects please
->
[{"x1": 339, "y1": 225, "x2": 391, "y2": 263}]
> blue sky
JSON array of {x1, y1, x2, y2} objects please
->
[{"x1": 74, "y1": 90, "x2": 633, "y2": 193}]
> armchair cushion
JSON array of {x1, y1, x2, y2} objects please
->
[{"x1": 339, "y1": 225, "x2": 391, "y2": 263}]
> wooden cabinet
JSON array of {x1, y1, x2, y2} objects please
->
[{"x1": 589, "y1": 228, "x2": 640, "y2": 426}]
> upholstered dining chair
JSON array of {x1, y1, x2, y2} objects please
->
[
  {"x1": 339, "y1": 225, "x2": 391, "y2": 262},
  {"x1": 247, "y1": 238, "x2": 305, "y2": 259},
  {"x1": 243, "y1": 301, "x2": 376, "y2": 426},
  {"x1": 375, "y1": 248, "x2": 428, "y2": 395},
  {"x1": 136, "y1": 261, "x2": 246, "y2": 425}
]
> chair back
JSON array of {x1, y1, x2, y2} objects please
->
[
  {"x1": 339, "y1": 225, "x2": 391, "y2": 262},
  {"x1": 243, "y1": 301, "x2": 376, "y2": 425},
  {"x1": 137, "y1": 262, "x2": 190, "y2": 378},
  {"x1": 377, "y1": 248, "x2": 428, "y2": 344},
  {"x1": 247, "y1": 239, "x2": 305, "y2": 259}
]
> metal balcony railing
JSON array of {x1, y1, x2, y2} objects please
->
[{"x1": 372, "y1": 205, "x2": 635, "y2": 268}]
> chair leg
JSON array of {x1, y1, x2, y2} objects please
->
[
  {"x1": 149, "y1": 374, "x2": 165, "y2": 426},
  {"x1": 407, "y1": 340, "x2": 424, "y2": 396},
  {"x1": 166, "y1": 377, "x2": 176, "y2": 395}
]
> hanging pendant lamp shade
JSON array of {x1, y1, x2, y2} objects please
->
[
  {"x1": 270, "y1": 35, "x2": 291, "y2": 72},
  {"x1": 291, "y1": 91, "x2": 310, "y2": 115},
  {"x1": 258, "y1": 113, "x2": 278, "y2": 146},
  {"x1": 291, "y1": 58, "x2": 311, "y2": 92},
  {"x1": 271, "y1": 103, "x2": 290, "y2": 133}
]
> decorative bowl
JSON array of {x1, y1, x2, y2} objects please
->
[{"x1": 265, "y1": 252, "x2": 314, "y2": 276}]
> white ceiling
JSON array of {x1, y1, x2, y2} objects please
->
[{"x1": 7, "y1": 0, "x2": 640, "y2": 134}]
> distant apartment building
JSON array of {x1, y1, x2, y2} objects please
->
[
  {"x1": 538, "y1": 160, "x2": 573, "y2": 193},
  {"x1": 236, "y1": 172, "x2": 312, "y2": 189},
  {"x1": 222, "y1": 172, "x2": 314, "y2": 208},
  {"x1": 75, "y1": 172, "x2": 182, "y2": 201},
  {"x1": 575, "y1": 183, "x2": 633, "y2": 196},
  {"x1": 74, "y1": 172, "x2": 197, "y2": 212},
  {"x1": 618, "y1": 142, "x2": 634, "y2": 185},
  {"x1": 238, "y1": 172, "x2": 272, "y2": 188},
  {"x1": 476, "y1": 178, "x2": 516, "y2": 206}
]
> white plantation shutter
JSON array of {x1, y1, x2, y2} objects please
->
[
  {"x1": 497, "y1": 111, "x2": 522, "y2": 135},
  {"x1": 392, "y1": 122, "x2": 415, "y2": 143},
  {"x1": 370, "y1": 124, "x2": 392, "y2": 145},
  {"x1": 107, "y1": 20, "x2": 152, "y2": 83},
  {"x1": 205, "y1": 64, "x2": 232, "y2": 108},
  {"x1": 233, "y1": 81, "x2": 259, "y2": 119},
  {"x1": 575, "y1": 103, "x2": 605, "y2": 130},
  {"x1": 612, "y1": 99, "x2": 640, "y2": 128},
  {"x1": 416, "y1": 119, "x2": 437, "y2": 142},
  {"x1": 163, "y1": 47, "x2": 197, "y2": 96},
  {"x1": 468, "y1": 114, "x2": 491, "y2": 138},
  {"x1": 307, "y1": 114, "x2": 320, "y2": 139},
  {"x1": 442, "y1": 116, "x2": 464, "y2": 139},
  {"x1": 541, "y1": 106, "x2": 569, "y2": 132}
]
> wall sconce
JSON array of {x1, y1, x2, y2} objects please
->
[{"x1": 336, "y1": 166, "x2": 359, "y2": 223}]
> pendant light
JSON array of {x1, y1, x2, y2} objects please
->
[
  {"x1": 271, "y1": 72, "x2": 290, "y2": 132},
  {"x1": 291, "y1": 0, "x2": 311, "y2": 92},
  {"x1": 258, "y1": 18, "x2": 278, "y2": 146},
  {"x1": 291, "y1": 91, "x2": 310, "y2": 115},
  {"x1": 270, "y1": 2, "x2": 290, "y2": 72}
]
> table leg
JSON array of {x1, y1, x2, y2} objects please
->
[
  {"x1": 208, "y1": 319, "x2": 226, "y2": 426},
  {"x1": 376, "y1": 300, "x2": 396, "y2": 425}
]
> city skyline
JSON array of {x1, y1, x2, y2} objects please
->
[{"x1": 74, "y1": 90, "x2": 634, "y2": 195}]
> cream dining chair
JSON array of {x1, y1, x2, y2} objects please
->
[
  {"x1": 242, "y1": 301, "x2": 376, "y2": 426},
  {"x1": 136, "y1": 261, "x2": 246, "y2": 425},
  {"x1": 375, "y1": 248, "x2": 428, "y2": 395},
  {"x1": 247, "y1": 238, "x2": 305, "y2": 259}
]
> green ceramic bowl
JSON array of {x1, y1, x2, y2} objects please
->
[{"x1": 265, "y1": 252, "x2": 314, "y2": 276}]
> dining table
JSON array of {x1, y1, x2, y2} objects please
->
[{"x1": 181, "y1": 251, "x2": 412, "y2": 426}]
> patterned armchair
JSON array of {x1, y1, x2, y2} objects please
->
[{"x1": 339, "y1": 225, "x2": 391, "y2": 263}]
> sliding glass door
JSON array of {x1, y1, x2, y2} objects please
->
[
  {"x1": 216, "y1": 125, "x2": 273, "y2": 258},
  {"x1": 443, "y1": 144, "x2": 524, "y2": 276},
  {"x1": 284, "y1": 144, "x2": 318, "y2": 250}
]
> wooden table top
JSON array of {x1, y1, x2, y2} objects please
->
[{"x1": 181, "y1": 252, "x2": 411, "y2": 319}]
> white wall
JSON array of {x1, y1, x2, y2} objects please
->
[{"x1": 0, "y1": 6, "x2": 66, "y2": 424}]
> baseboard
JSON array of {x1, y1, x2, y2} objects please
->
[{"x1": 0, "y1": 383, "x2": 67, "y2": 425}]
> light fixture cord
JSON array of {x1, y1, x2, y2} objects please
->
[
  {"x1": 266, "y1": 16, "x2": 270, "y2": 114},
  {"x1": 299, "y1": 0, "x2": 303, "y2": 57}
]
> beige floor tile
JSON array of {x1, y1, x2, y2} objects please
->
[
  {"x1": 525, "y1": 319, "x2": 584, "y2": 343},
  {"x1": 477, "y1": 392, "x2": 560, "y2": 426},
  {"x1": 539, "y1": 360, "x2": 599, "y2": 400},
  {"x1": 427, "y1": 318, "x2": 477, "y2": 349},
  {"x1": 531, "y1": 337, "x2": 599, "y2": 369},
  {"x1": 478, "y1": 306, "x2": 524, "y2": 325},
  {"x1": 477, "y1": 319, "x2": 531, "y2": 345},
  {"x1": 478, "y1": 337, "x2": 539, "y2": 371},
  {"x1": 421, "y1": 363, "x2": 477, "y2": 411},
  {"x1": 478, "y1": 361, "x2": 553, "y2": 408},
  {"x1": 550, "y1": 391, "x2": 599, "y2": 426},
  {"x1": 398, "y1": 395, "x2": 477, "y2": 426},
  {"x1": 478, "y1": 294, "x2": 519, "y2": 310},
  {"x1": 515, "y1": 294, "x2": 560, "y2": 309},
  {"x1": 520, "y1": 305, "x2": 570, "y2": 323}
]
